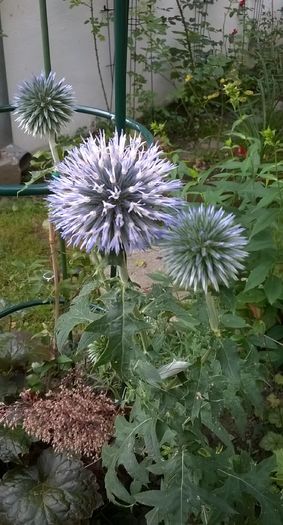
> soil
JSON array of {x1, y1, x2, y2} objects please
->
[{"x1": 127, "y1": 247, "x2": 164, "y2": 290}]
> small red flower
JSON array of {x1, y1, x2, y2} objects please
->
[
  {"x1": 239, "y1": 0, "x2": 245, "y2": 7},
  {"x1": 233, "y1": 145, "x2": 247, "y2": 158},
  {"x1": 231, "y1": 28, "x2": 238, "y2": 36}
]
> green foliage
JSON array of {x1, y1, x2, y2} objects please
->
[
  {"x1": 0, "y1": 332, "x2": 52, "y2": 401},
  {"x1": 0, "y1": 198, "x2": 52, "y2": 333},
  {"x1": 0, "y1": 332, "x2": 50, "y2": 371},
  {"x1": 0, "y1": 448, "x2": 97, "y2": 525},
  {"x1": 55, "y1": 269, "x2": 281, "y2": 522},
  {"x1": 0, "y1": 426, "x2": 31, "y2": 463},
  {"x1": 260, "y1": 432, "x2": 283, "y2": 451},
  {"x1": 2, "y1": 4, "x2": 283, "y2": 523},
  {"x1": 26, "y1": 354, "x2": 74, "y2": 391}
]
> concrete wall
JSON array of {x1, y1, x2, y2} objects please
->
[{"x1": 0, "y1": 0, "x2": 279, "y2": 151}]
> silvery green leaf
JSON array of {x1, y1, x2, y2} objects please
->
[{"x1": 158, "y1": 360, "x2": 189, "y2": 379}]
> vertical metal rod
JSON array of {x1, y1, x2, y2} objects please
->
[
  {"x1": 39, "y1": 0, "x2": 52, "y2": 74},
  {"x1": 0, "y1": 13, "x2": 12, "y2": 147},
  {"x1": 39, "y1": 0, "x2": 68, "y2": 281},
  {"x1": 114, "y1": 0, "x2": 129, "y2": 135},
  {"x1": 112, "y1": 1, "x2": 129, "y2": 278}
]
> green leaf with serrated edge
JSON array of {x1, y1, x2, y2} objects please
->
[
  {"x1": 223, "y1": 388, "x2": 247, "y2": 436},
  {"x1": 145, "y1": 506, "x2": 160, "y2": 525},
  {"x1": 145, "y1": 285, "x2": 199, "y2": 329},
  {"x1": 23, "y1": 168, "x2": 52, "y2": 187},
  {"x1": 275, "y1": 373, "x2": 283, "y2": 385},
  {"x1": 0, "y1": 426, "x2": 31, "y2": 463},
  {"x1": 218, "y1": 340, "x2": 240, "y2": 385},
  {"x1": 55, "y1": 282, "x2": 103, "y2": 352},
  {"x1": 141, "y1": 419, "x2": 161, "y2": 460},
  {"x1": 260, "y1": 431, "x2": 283, "y2": 451},
  {"x1": 237, "y1": 288, "x2": 265, "y2": 306},
  {"x1": 191, "y1": 362, "x2": 208, "y2": 422},
  {"x1": 85, "y1": 289, "x2": 148, "y2": 374},
  {"x1": 256, "y1": 187, "x2": 280, "y2": 207},
  {"x1": 249, "y1": 334, "x2": 280, "y2": 350},
  {"x1": 102, "y1": 414, "x2": 159, "y2": 506},
  {"x1": 264, "y1": 275, "x2": 283, "y2": 305},
  {"x1": 0, "y1": 448, "x2": 96, "y2": 525},
  {"x1": 250, "y1": 208, "x2": 278, "y2": 238},
  {"x1": 148, "y1": 272, "x2": 172, "y2": 285},
  {"x1": 241, "y1": 370, "x2": 263, "y2": 415},
  {"x1": 136, "y1": 451, "x2": 235, "y2": 525},
  {"x1": 244, "y1": 260, "x2": 273, "y2": 292},
  {"x1": 268, "y1": 409, "x2": 283, "y2": 429},
  {"x1": 274, "y1": 449, "x2": 283, "y2": 486},
  {"x1": 201, "y1": 409, "x2": 234, "y2": 451},
  {"x1": 234, "y1": 457, "x2": 283, "y2": 524},
  {"x1": 211, "y1": 456, "x2": 283, "y2": 525},
  {"x1": 247, "y1": 230, "x2": 275, "y2": 252},
  {"x1": 221, "y1": 313, "x2": 247, "y2": 328},
  {"x1": 132, "y1": 360, "x2": 161, "y2": 386}
]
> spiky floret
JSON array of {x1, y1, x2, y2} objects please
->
[
  {"x1": 47, "y1": 130, "x2": 182, "y2": 255},
  {"x1": 162, "y1": 204, "x2": 248, "y2": 292},
  {"x1": 14, "y1": 72, "x2": 74, "y2": 136}
]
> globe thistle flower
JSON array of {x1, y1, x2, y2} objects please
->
[
  {"x1": 162, "y1": 204, "x2": 248, "y2": 293},
  {"x1": 47, "y1": 130, "x2": 182, "y2": 255},
  {"x1": 14, "y1": 72, "x2": 74, "y2": 136}
]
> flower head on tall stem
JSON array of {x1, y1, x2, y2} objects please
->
[
  {"x1": 14, "y1": 72, "x2": 74, "y2": 137},
  {"x1": 162, "y1": 204, "x2": 248, "y2": 293},
  {"x1": 47, "y1": 130, "x2": 182, "y2": 255}
]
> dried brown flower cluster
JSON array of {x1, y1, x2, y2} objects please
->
[{"x1": 0, "y1": 374, "x2": 118, "y2": 458}]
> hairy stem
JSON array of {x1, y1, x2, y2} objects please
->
[
  {"x1": 118, "y1": 256, "x2": 129, "y2": 285},
  {"x1": 205, "y1": 291, "x2": 220, "y2": 334},
  {"x1": 48, "y1": 136, "x2": 61, "y2": 330}
]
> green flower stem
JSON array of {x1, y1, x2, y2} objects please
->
[
  {"x1": 89, "y1": 250, "x2": 107, "y2": 287},
  {"x1": 47, "y1": 217, "x2": 60, "y2": 330},
  {"x1": 118, "y1": 256, "x2": 129, "y2": 285},
  {"x1": 48, "y1": 135, "x2": 59, "y2": 164},
  {"x1": 205, "y1": 291, "x2": 220, "y2": 334},
  {"x1": 48, "y1": 136, "x2": 62, "y2": 329}
]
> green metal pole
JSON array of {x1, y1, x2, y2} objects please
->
[
  {"x1": 39, "y1": 0, "x2": 68, "y2": 281},
  {"x1": 114, "y1": 0, "x2": 129, "y2": 135},
  {"x1": 113, "y1": 1, "x2": 129, "y2": 278},
  {"x1": 39, "y1": 0, "x2": 52, "y2": 75},
  {"x1": 0, "y1": 12, "x2": 12, "y2": 147}
]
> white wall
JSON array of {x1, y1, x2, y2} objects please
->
[
  {"x1": 1, "y1": 0, "x2": 113, "y2": 151},
  {"x1": 0, "y1": 0, "x2": 279, "y2": 151}
]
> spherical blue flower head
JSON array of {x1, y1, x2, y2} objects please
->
[
  {"x1": 47, "y1": 130, "x2": 182, "y2": 255},
  {"x1": 14, "y1": 72, "x2": 74, "y2": 136},
  {"x1": 162, "y1": 204, "x2": 248, "y2": 293}
]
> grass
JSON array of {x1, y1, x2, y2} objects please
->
[{"x1": 0, "y1": 197, "x2": 53, "y2": 334}]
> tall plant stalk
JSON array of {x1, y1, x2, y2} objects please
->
[
  {"x1": 205, "y1": 291, "x2": 219, "y2": 335},
  {"x1": 89, "y1": 0, "x2": 110, "y2": 112},
  {"x1": 65, "y1": 0, "x2": 111, "y2": 112},
  {"x1": 175, "y1": 0, "x2": 195, "y2": 71},
  {"x1": 48, "y1": 135, "x2": 61, "y2": 326}
]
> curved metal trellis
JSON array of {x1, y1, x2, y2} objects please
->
[{"x1": 0, "y1": 0, "x2": 153, "y2": 319}]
